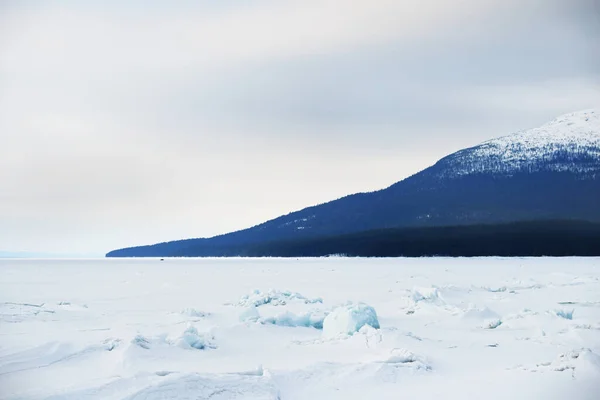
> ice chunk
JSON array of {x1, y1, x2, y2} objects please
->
[
  {"x1": 358, "y1": 324, "x2": 383, "y2": 346},
  {"x1": 484, "y1": 319, "x2": 503, "y2": 329},
  {"x1": 381, "y1": 348, "x2": 432, "y2": 371},
  {"x1": 529, "y1": 349, "x2": 600, "y2": 375},
  {"x1": 481, "y1": 286, "x2": 507, "y2": 293},
  {"x1": 103, "y1": 338, "x2": 121, "y2": 351},
  {"x1": 260, "y1": 310, "x2": 327, "y2": 329},
  {"x1": 554, "y1": 309, "x2": 575, "y2": 320},
  {"x1": 237, "y1": 289, "x2": 323, "y2": 307},
  {"x1": 131, "y1": 334, "x2": 152, "y2": 349},
  {"x1": 131, "y1": 327, "x2": 215, "y2": 350},
  {"x1": 239, "y1": 306, "x2": 260, "y2": 323},
  {"x1": 578, "y1": 349, "x2": 600, "y2": 373},
  {"x1": 174, "y1": 326, "x2": 215, "y2": 350},
  {"x1": 411, "y1": 287, "x2": 444, "y2": 305},
  {"x1": 322, "y1": 302, "x2": 380, "y2": 339},
  {"x1": 387, "y1": 348, "x2": 418, "y2": 364}
]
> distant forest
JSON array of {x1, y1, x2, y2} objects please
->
[{"x1": 118, "y1": 220, "x2": 600, "y2": 258}]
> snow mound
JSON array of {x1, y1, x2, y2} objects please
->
[
  {"x1": 403, "y1": 287, "x2": 463, "y2": 315},
  {"x1": 131, "y1": 334, "x2": 153, "y2": 349},
  {"x1": 0, "y1": 302, "x2": 56, "y2": 322},
  {"x1": 174, "y1": 326, "x2": 216, "y2": 350},
  {"x1": 380, "y1": 348, "x2": 431, "y2": 370},
  {"x1": 237, "y1": 289, "x2": 323, "y2": 307},
  {"x1": 411, "y1": 287, "x2": 445, "y2": 305},
  {"x1": 385, "y1": 348, "x2": 419, "y2": 364},
  {"x1": 528, "y1": 349, "x2": 600, "y2": 375},
  {"x1": 131, "y1": 326, "x2": 216, "y2": 350},
  {"x1": 554, "y1": 308, "x2": 575, "y2": 320},
  {"x1": 322, "y1": 302, "x2": 380, "y2": 339},
  {"x1": 481, "y1": 286, "x2": 507, "y2": 293},
  {"x1": 180, "y1": 308, "x2": 207, "y2": 318},
  {"x1": 509, "y1": 279, "x2": 545, "y2": 291},
  {"x1": 358, "y1": 324, "x2": 383, "y2": 347},
  {"x1": 239, "y1": 306, "x2": 261, "y2": 322},
  {"x1": 103, "y1": 338, "x2": 121, "y2": 351},
  {"x1": 577, "y1": 349, "x2": 600, "y2": 374},
  {"x1": 462, "y1": 306, "x2": 500, "y2": 320},
  {"x1": 0, "y1": 341, "x2": 121, "y2": 377},
  {"x1": 462, "y1": 306, "x2": 503, "y2": 329},
  {"x1": 504, "y1": 308, "x2": 538, "y2": 319},
  {"x1": 123, "y1": 373, "x2": 280, "y2": 400},
  {"x1": 239, "y1": 306, "x2": 327, "y2": 329},
  {"x1": 484, "y1": 319, "x2": 503, "y2": 329},
  {"x1": 260, "y1": 310, "x2": 327, "y2": 329}
]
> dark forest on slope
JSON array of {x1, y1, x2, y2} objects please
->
[{"x1": 108, "y1": 220, "x2": 600, "y2": 258}]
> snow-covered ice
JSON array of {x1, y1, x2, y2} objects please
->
[
  {"x1": 1, "y1": 257, "x2": 600, "y2": 399},
  {"x1": 235, "y1": 289, "x2": 323, "y2": 307},
  {"x1": 322, "y1": 302, "x2": 379, "y2": 339}
]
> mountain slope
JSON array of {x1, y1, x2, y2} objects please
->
[
  {"x1": 434, "y1": 109, "x2": 600, "y2": 178},
  {"x1": 172, "y1": 220, "x2": 600, "y2": 258},
  {"x1": 107, "y1": 110, "x2": 600, "y2": 257}
]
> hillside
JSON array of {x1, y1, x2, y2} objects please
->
[
  {"x1": 171, "y1": 220, "x2": 600, "y2": 258},
  {"x1": 107, "y1": 110, "x2": 600, "y2": 257}
]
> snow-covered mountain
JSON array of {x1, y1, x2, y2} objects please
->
[
  {"x1": 434, "y1": 109, "x2": 600, "y2": 178},
  {"x1": 107, "y1": 110, "x2": 600, "y2": 257}
]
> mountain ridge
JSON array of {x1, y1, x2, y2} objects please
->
[
  {"x1": 107, "y1": 109, "x2": 600, "y2": 257},
  {"x1": 434, "y1": 109, "x2": 600, "y2": 178}
]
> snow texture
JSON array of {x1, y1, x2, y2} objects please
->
[
  {"x1": 2, "y1": 257, "x2": 600, "y2": 400},
  {"x1": 411, "y1": 287, "x2": 445, "y2": 305},
  {"x1": 173, "y1": 326, "x2": 215, "y2": 350},
  {"x1": 554, "y1": 308, "x2": 575, "y2": 320},
  {"x1": 260, "y1": 310, "x2": 327, "y2": 329},
  {"x1": 130, "y1": 326, "x2": 216, "y2": 351},
  {"x1": 239, "y1": 306, "x2": 261, "y2": 322},
  {"x1": 122, "y1": 373, "x2": 281, "y2": 400},
  {"x1": 435, "y1": 109, "x2": 600, "y2": 178},
  {"x1": 236, "y1": 289, "x2": 323, "y2": 307},
  {"x1": 322, "y1": 302, "x2": 380, "y2": 339},
  {"x1": 180, "y1": 308, "x2": 207, "y2": 318}
]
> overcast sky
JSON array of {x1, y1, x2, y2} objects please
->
[{"x1": 1, "y1": 0, "x2": 599, "y2": 256}]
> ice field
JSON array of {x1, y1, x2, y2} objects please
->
[{"x1": 1, "y1": 257, "x2": 599, "y2": 399}]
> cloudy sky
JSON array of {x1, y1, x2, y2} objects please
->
[{"x1": 1, "y1": 0, "x2": 599, "y2": 256}]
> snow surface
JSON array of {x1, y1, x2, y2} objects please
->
[
  {"x1": 322, "y1": 303, "x2": 380, "y2": 339},
  {"x1": 235, "y1": 289, "x2": 323, "y2": 307},
  {"x1": 1, "y1": 257, "x2": 600, "y2": 399},
  {"x1": 436, "y1": 109, "x2": 600, "y2": 177}
]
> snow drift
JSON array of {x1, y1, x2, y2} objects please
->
[{"x1": 322, "y1": 302, "x2": 380, "y2": 339}]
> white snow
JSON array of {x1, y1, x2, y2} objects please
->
[
  {"x1": 411, "y1": 286, "x2": 445, "y2": 304},
  {"x1": 174, "y1": 326, "x2": 216, "y2": 350},
  {"x1": 438, "y1": 109, "x2": 600, "y2": 177},
  {"x1": 278, "y1": 215, "x2": 315, "y2": 229},
  {"x1": 1, "y1": 257, "x2": 600, "y2": 399},
  {"x1": 236, "y1": 289, "x2": 323, "y2": 307},
  {"x1": 260, "y1": 310, "x2": 326, "y2": 329},
  {"x1": 479, "y1": 109, "x2": 600, "y2": 153},
  {"x1": 239, "y1": 306, "x2": 261, "y2": 323},
  {"x1": 180, "y1": 308, "x2": 207, "y2": 318},
  {"x1": 322, "y1": 302, "x2": 380, "y2": 339}
]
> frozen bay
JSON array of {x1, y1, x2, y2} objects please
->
[{"x1": 1, "y1": 257, "x2": 599, "y2": 399}]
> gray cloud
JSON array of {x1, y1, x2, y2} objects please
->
[{"x1": 0, "y1": 0, "x2": 598, "y2": 254}]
